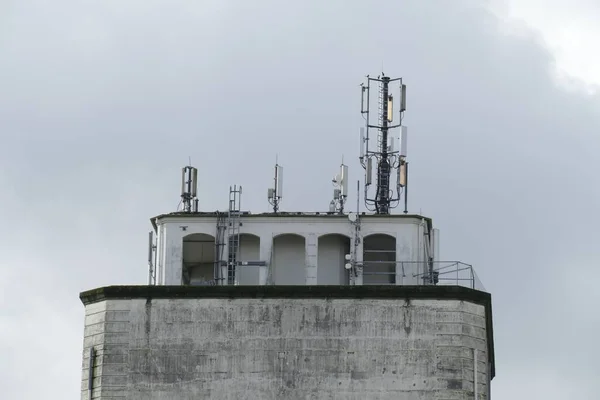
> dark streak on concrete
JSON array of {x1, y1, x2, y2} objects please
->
[{"x1": 446, "y1": 379, "x2": 463, "y2": 389}]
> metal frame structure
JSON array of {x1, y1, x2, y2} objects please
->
[
  {"x1": 360, "y1": 260, "x2": 485, "y2": 290},
  {"x1": 227, "y1": 185, "x2": 242, "y2": 285},
  {"x1": 360, "y1": 73, "x2": 408, "y2": 214}
]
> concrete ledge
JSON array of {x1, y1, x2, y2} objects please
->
[
  {"x1": 80, "y1": 284, "x2": 487, "y2": 304},
  {"x1": 79, "y1": 284, "x2": 495, "y2": 378}
]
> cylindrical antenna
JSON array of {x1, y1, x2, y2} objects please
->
[
  {"x1": 366, "y1": 158, "x2": 372, "y2": 186},
  {"x1": 398, "y1": 162, "x2": 407, "y2": 187}
]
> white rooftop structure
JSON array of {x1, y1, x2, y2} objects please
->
[{"x1": 146, "y1": 72, "x2": 484, "y2": 291}]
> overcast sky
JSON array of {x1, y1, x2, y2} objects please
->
[{"x1": 1, "y1": 0, "x2": 599, "y2": 398}]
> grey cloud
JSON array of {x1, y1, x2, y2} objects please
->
[{"x1": 1, "y1": 0, "x2": 599, "y2": 398}]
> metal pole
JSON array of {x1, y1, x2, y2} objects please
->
[
  {"x1": 403, "y1": 162, "x2": 409, "y2": 214},
  {"x1": 474, "y1": 348, "x2": 478, "y2": 400},
  {"x1": 88, "y1": 347, "x2": 96, "y2": 398},
  {"x1": 147, "y1": 231, "x2": 153, "y2": 285}
]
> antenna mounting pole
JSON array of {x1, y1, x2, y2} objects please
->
[
  {"x1": 267, "y1": 160, "x2": 283, "y2": 213},
  {"x1": 330, "y1": 160, "x2": 349, "y2": 214}
]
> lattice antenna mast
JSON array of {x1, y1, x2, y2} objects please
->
[
  {"x1": 330, "y1": 161, "x2": 349, "y2": 214},
  {"x1": 180, "y1": 166, "x2": 199, "y2": 212},
  {"x1": 359, "y1": 73, "x2": 408, "y2": 214},
  {"x1": 267, "y1": 161, "x2": 283, "y2": 213}
]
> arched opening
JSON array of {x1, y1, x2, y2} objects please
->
[
  {"x1": 272, "y1": 234, "x2": 306, "y2": 285},
  {"x1": 363, "y1": 234, "x2": 396, "y2": 285},
  {"x1": 317, "y1": 234, "x2": 351, "y2": 285},
  {"x1": 232, "y1": 234, "x2": 262, "y2": 285},
  {"x1": 238, "y1": 233, "x2": 260, "y2": 262},
  {"x1": 182, "y1": 233, "x2": 215, "y2": 285}
]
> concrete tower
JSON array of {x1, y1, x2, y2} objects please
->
[{"x1": 79, "y1": 74, "x2": 495, "y2": 399}]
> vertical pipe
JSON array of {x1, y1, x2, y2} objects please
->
[
  {"x1": 403, "y1": 162, "x2": 409, "y2": 214},
  {"x1": 88, "y1": 347, "x2": 96, "y2": 398},
  {"x1": 488, "y1": 362, "x2": 492, "y2": 400},
  {"x1": 474, "y1": 348, "x2": 478, "y2": 400},
  {"x1": 147, "y1": 231, "x2": 153, "y2": 285}
]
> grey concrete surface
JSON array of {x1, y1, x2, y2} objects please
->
[{"x1": 80, "y1": 286, "x2": 492, "y2": 399}]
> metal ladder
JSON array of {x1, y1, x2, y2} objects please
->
[
  {"x1": 377, "y1": 80, "x2": 384, "y2": 152},
  {"x1": 227, "y1": 185, "x2": 242, "y2": 285},
  {"x1": 214, "y1": 212, "x2": 227, "y2": 284}
]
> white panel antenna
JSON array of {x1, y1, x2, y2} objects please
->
[
  {"x1": 331, "y1": 161, "x2": 349, "y2": 214},
  {"x1": 366, "y1": 158, "x2": 372, "y2": 186},
  {"x1": 267, "y1": 161, "x2": 283, "y2": 212},
  {"x1": 340, "y1": 164, "x2": 349, "y2": 197},
  {"x1": 275, "y1": 165, "x2": 283, "y2": 197},
  {"x1": 400, "y1": 126, "x2": 408, "y2": 158}
]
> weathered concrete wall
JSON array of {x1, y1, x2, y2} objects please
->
[{"x1": 81, "y1": 293, "x2": 491, "y2": 399}]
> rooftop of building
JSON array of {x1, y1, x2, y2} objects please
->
[{"x1": 151, "y1": 211, "x2": 433, "y2": 231}]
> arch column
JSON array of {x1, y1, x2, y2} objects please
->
[
  {"x1": 259, "y1": 234, "x2": 273, "y2": 285},
  {"x1": 397, "y1": 234, "x2": 417, "y2": 285},
  {"x1": 165, "y1": 232, "x2": 183, "y2": 285},
  {"x1": 305, "y1": 233, "x2": 318, "y2": 285},
  {"x1": 354, "y1": 236, "x2": 364, "y2": 285}
]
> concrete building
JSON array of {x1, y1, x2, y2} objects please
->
[
  {"x1": 79, "y1": 210, "x2": 494, "y2": 400},
  {"x1": 81, "y1": 286, "x2": 494, "y2": 400},
  {"x1": 79, "y1": 73, "x2": 495, "y2": 399}
]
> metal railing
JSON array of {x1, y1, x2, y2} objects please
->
[{"x1": 361, "y1": 260, "x2": 486, "y2": 291}]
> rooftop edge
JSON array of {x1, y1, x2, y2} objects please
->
[{"x1": 150, "y1": 212, "x2": 433, "y2": 232}]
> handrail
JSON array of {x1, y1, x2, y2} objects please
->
[{"x1": 361, "y1": 260, "x2": 486, "y2": 291}]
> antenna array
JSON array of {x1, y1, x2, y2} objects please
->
[
  {"x1": 267, "y1": 162, "x2": 283, "y2": 213},
  {"x1": 329, "y1": 162, "x2": 349, "y2": 214},
  {"x1": 359, "y1": 73, "x2": 409, "y2": 214},
  {"x1": 181, "y1": 166, "x2": 199, "y2": 212}
]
